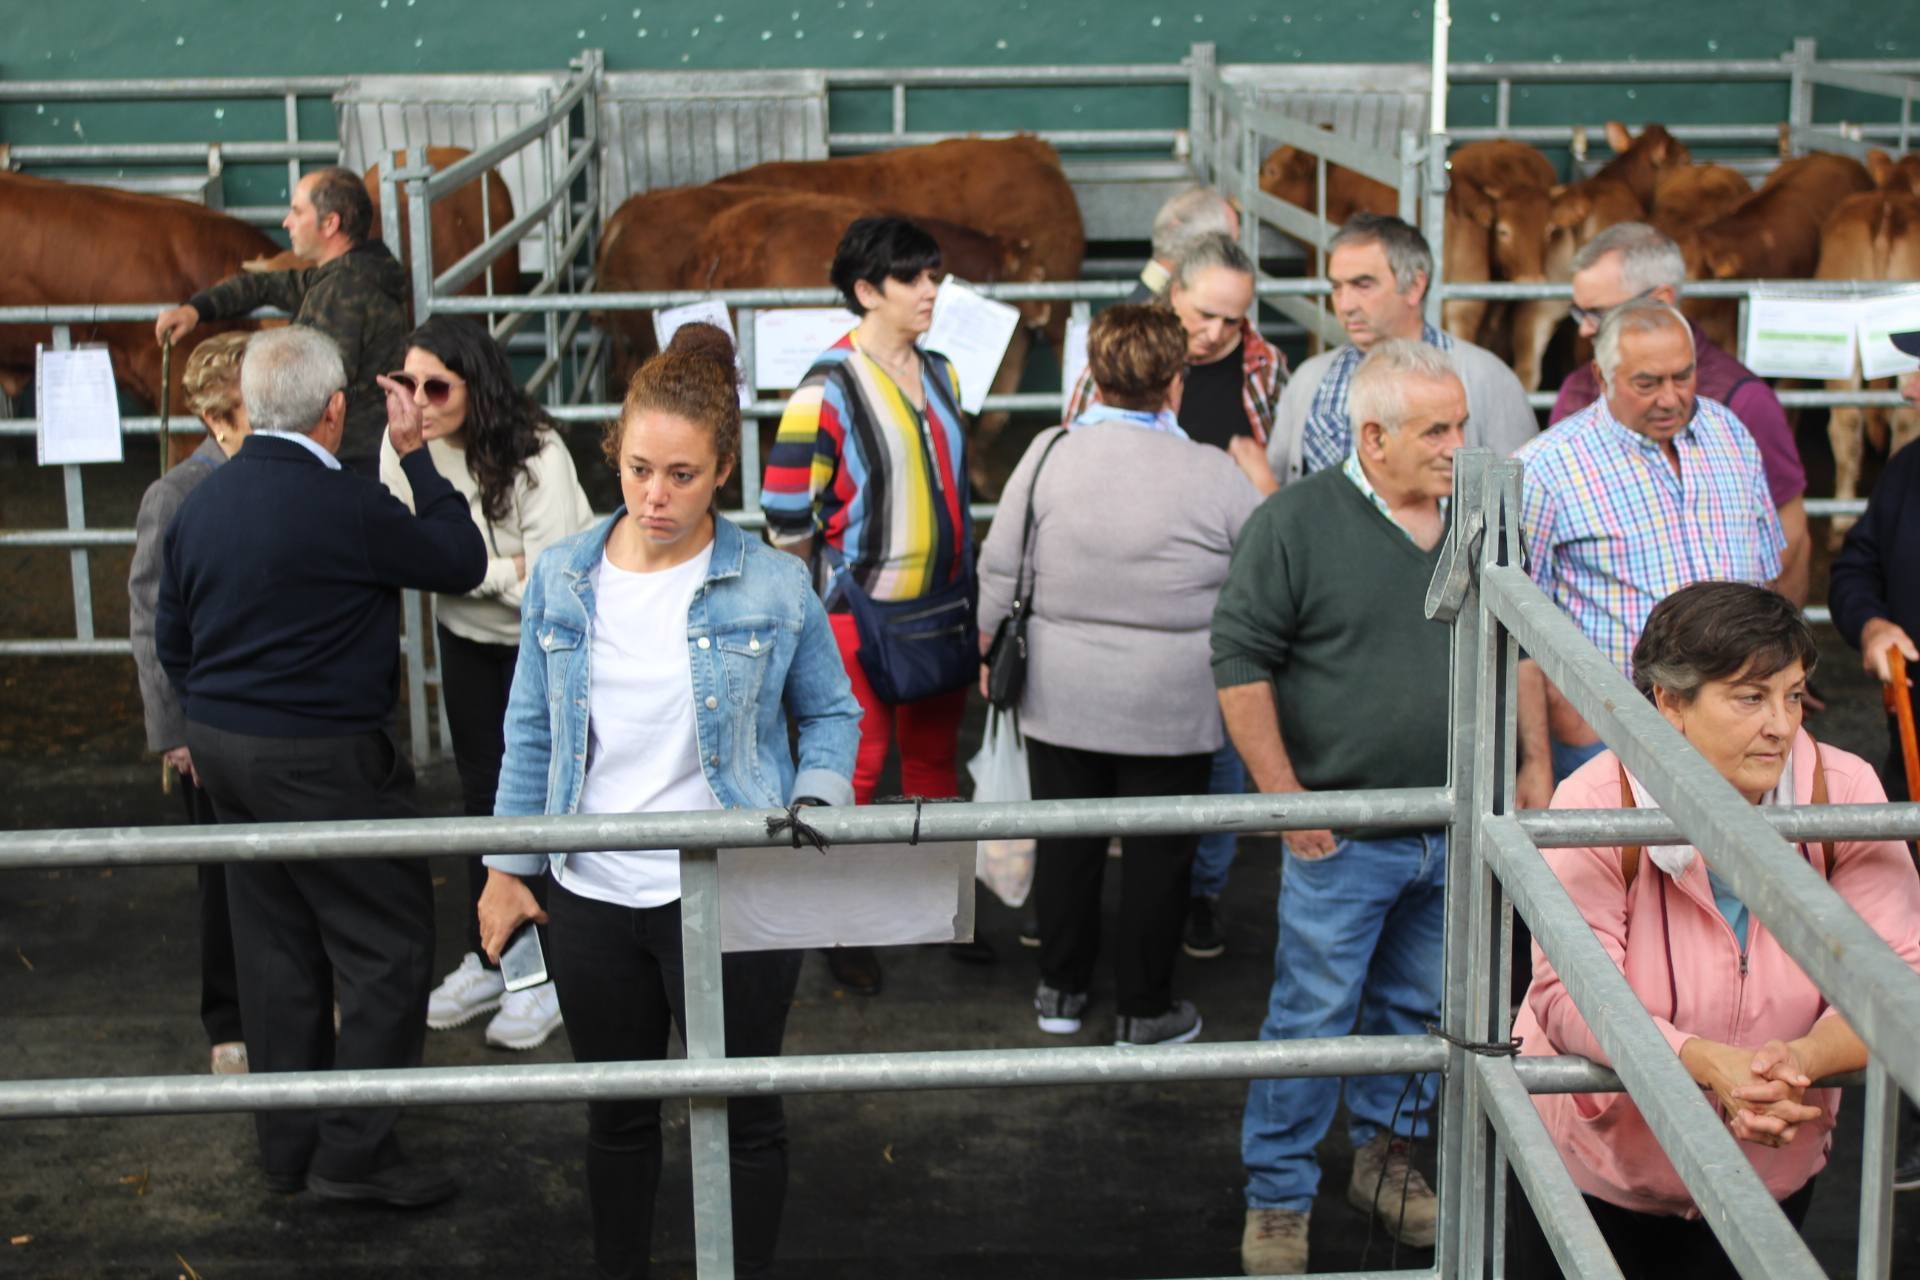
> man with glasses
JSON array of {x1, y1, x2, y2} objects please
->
[
  {"x1": 1519, "y1": 300, "x2": 1786, "y2": 782},
  {"x1": 156, "y1": 166, "x2": 408, "y2": 478},
  {"x1": 1551, "y1": 222, "x2": 1809, "y2": 606}
]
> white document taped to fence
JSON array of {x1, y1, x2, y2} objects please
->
[
  {"x1": 753, "y1": 308, "x2": 860, "y2": 391},
  {"x1": 925, "y1": 277, "x2": 1022, "y2": 414},
  {"x1": 35, "y1": 345, "x2": 123, "y2": 466},
  {"x1": 717, "y1": 839, "x2": 975, "y2": 952},
  {"x1": 655, "y1": 301, "x2": 753, "y2": 407},
  {"x1": 1061, "y1": 313, "x2": 1091, "y2": 405},
  {"x1": 1742, "y1": 297, "x2": 1862, "y2": 379}
]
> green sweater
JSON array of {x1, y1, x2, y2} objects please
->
[{"x1": 1210, "y1": 466, "x2": 1451, "y2": 834}]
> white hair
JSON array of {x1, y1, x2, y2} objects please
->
[
  {"x1": 1151, "y1": 186, "x2": 1237, "y2": 262},
  {"x1": 1595, "y1": 298, "x2": 1693, "y2": 389},
  {"x1": 1348, "y1": 339, "x2": 1461, "y2": 437},
  {"x1": 240, "y1": 326, "x2": 346, "y2": 435},
  {"x1": 1572, "y1": 221, "x2": 1687, "y2": 297}
]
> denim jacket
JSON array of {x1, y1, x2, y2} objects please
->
[{"x1": 485, "y1": 512, "x2": 861, "y2": 880}]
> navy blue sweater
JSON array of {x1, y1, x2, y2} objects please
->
[
  {"x1": 1830, "y1": 440, "x2": 1920, "y2": 666},
  {"x1": 156, "y1": 434, "x2": 486, "y2": 737}
]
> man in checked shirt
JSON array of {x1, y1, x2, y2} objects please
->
[{"x1": 1516, "y1": 298, "x2": 1788, "y2": 782}]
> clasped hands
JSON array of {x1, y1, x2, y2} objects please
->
[{"x1": 1682, "y1": 1036, "x2": 1825, "y2": 1148}]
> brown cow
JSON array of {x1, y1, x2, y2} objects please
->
[
  {"x1": 1650, "y1": 164, "x2": 1752, "y2": 237},
  {"x1": 1817, "y1": 187, "x2": 1920, "y2": 546},
  {"x1": 1443, "y1": 139, "x2": 1559, "y2": 351},
  {"x1": 1512, "y1": 177, "x2": 1645, "y2": 392},
  {"x1": 1678, "y1": 152, "x2": 1877, "y2": 350},
  {"x1": 0, "y1": 171, "x2": 278, "y2": 454},
  {"x1": 1587, "y1": 121, "x2": 1691, "y2": 208},
  {"x1": 1257, "y1": 138, "x2": 1400, "y2": 246},
  {"x1": 245, "y1": 146, "x2": 520, "y2": 308},
  {"x1": 1867, "y1": 148, "x2": 1920, "y2": 197}
]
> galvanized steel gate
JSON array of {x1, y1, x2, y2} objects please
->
[{"x1": 2, "y1": 448, "x2": 1917, "y2": 1278}]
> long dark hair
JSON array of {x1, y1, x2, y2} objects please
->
[{"x1": 404, "y1": 314, "x2": 550, "y2": 522}]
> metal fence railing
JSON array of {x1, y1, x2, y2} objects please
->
[{"x1": 3, "y1": 450, "x2": 1917, "y2": 1278}]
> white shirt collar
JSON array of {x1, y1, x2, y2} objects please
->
[{"x1": 256, "y1": 430, "x2": 342, "y2": 471}]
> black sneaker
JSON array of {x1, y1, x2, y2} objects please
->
[
  {"x1": 307, "y1": 1161, "x2": 457, "y2": 1209},
  {"x1": 1894, "y1": 1138, "x2": 1920, "y2": 1192},
  {"x1": 1182, "y1": 895, "x2": 1225, "y2": 959},
  {"x1": 1018, "y1": 912, "x2": 1041, "y2": 948},
  {"x1": 1115, "y1": 1000, "x2": 1203, "y2": 1046},
  {"x1": 1034, "y1": 982, "x2": 1089, "y2": 1034}
]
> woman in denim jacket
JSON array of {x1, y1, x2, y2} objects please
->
[{"x1": 476, "y1": 324, "x2": 860, "y2": 1279}]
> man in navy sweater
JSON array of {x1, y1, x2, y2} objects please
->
[{"x1": 157, "y1": 325, "x2": 485, "y2": 1207}]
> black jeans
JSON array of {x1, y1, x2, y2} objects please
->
[
  {"x1": 1506, "y1": 1175, "x2": 1816, "y2": 1279},
  {"x1": 188, "y1": 722, "x2": 432, "y2": 1182},
  {"x1": 546, "y1": 882, "x2": 804, "y2": 1280},
  {"x1": 178, "y1": 776, "x2": 244, "y2": 1045},
  {"x1": 1025, "y1": 736, "x2": 1212, "y2": 1018},
  {"x1": 438, "y1": 624, "x2": 549, "y2": 965}
]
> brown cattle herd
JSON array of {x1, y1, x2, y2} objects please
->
[{"x1": 2, "y1": 128, "x2": 1916, "y2": 503}]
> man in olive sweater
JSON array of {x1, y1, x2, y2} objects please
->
[{"x1": 1214, "y1": 341, "x2": 1469, "y2": 1274}]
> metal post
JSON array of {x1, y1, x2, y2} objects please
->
[
  {"x1": 402, "y1": 168, "x2": 436, "y2": 325},
  {"x1": 536, "y1": 86, "x2": 561, "y2": 409},
  {"x1": 737, "y1": 307, "x2": 762, "y2": 516},
  {"x1": 283, "y1": 92, "x2": 301, "y2": 204},
  {"x1": 1187, "y1": 43, "x2": 1217, "y2": 185},
  {"x1": 51, "y1": 325, "x2": 96, "y2": 643},
  {"x1": 679, "y1": 847, "x2": 736, "y2": 1279},
  {"x1": 401, "y1": 590, "x2": 430, "y2": 763},
  {"x1": 1788, "y1": 37, "x2": 1818, "y2": 144},
  {"x1": 1857, "y1": 1059, "x2": 1898, "y2": 1278},
  {"x1": 1424, "y1": 132, "x2": 1450, "y2": 335},
  {"x1": 891, "y1": 83, "x2": 907, "y2": 139}
]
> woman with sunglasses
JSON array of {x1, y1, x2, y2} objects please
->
[
  {"x1": 378, "y1": 313, "x2": 593, "y2": 1051},
  {"x1": 477, "y1": 323, "x2": 860, "y2": 1279}
]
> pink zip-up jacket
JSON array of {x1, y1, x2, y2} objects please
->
[{"x1": 1512, "y1": 731, "x2": 1920, "y2": 1217}]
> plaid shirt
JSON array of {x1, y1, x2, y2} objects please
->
[
  {"x1": 1515, "y1": 395, "x2": 1786, "y2": 676},
  {"x1": 1063, "y1": 317, "x2": 1283, "y2": 445}
]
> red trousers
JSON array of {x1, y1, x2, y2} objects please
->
[{"x1": 828, "y1": 612, "x2": 968, "y2": 804}]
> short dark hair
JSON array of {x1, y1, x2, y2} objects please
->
[
  {"x1": 1328, "y1": 212, "x2": 1434, "y2": 295},
  {"x1": 305, "y1": 166, "x2": 374, "y2": 244},
  {"x1": 1086, "y1": 303, "x2": 1187, "y2": 411},
  {"x1": 831, "y1": 216, "x2": 942, "y2": 316},
  {"x1": 1631, "y1": 582, "x2": 1818, "y2": 704}
]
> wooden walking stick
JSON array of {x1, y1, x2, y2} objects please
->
[{"x1": 1881, "y1": 646, "x2": 1920, "y2": 802}]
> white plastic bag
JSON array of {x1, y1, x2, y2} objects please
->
[{"x1": 967, "y1": 706, "x2": 1036, "y2": 908}]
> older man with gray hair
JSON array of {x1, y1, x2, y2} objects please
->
[
  {"x1": 1551, "y1": 221, "x2": 1809, "y2": 604},
  {"x1": 1518, "y1": 298, "x2": 1786, "y2": 781},
  {"x1": 156, "y1": 325, "x2": 484, "y2": 1208},
  {"x1": 1213, "y1": 340, "x2": 1467, "y2": 1273},
  {"x1": 1127, "y1": 184, "x2": 1241, "y2": 302}
]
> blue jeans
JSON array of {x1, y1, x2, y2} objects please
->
[
  {"x1": 1242, "y1": 831, "x2": 1448, "y2": 1210},
  {"x1": 1551, "y1": 736, "x2": 1606, "y2": 786},
  {"x1": 1190, "y1": 742, "x2": 1247, "y2": 899}
]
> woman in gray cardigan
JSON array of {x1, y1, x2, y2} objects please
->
[{"x1": 977, "y1": 305, "x2": 1261, "y2": 1047}]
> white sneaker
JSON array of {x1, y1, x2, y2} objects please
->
[
  {"x1": 485, "y1": 981, "x2": 563, "y2": 1050},
  {"x1": 427, "y1": 952, "x2": 505, "y2": 1030}
]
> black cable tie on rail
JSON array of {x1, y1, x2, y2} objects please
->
[
  {"x1": 1426, "y1": 1023, "x2": 1522, "y2": 1057},
  {"x1": 872, "y1": 794, "x2": 962, "y2": 845},
  {"x1": 766, "y1": 804, "x2": 828, "y2": 853}
]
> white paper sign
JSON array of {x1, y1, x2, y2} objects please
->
[
  {"x1": 752, "y1": 308, "x2": 859, "y2": 392},
  {"x1": 35, "y1": 345, "x2": 123, "y2": 466},
  {"x1": 1854, "y1": 293, "x2": 1920, "y2": 381},
  {"x1": 924, "y1": 276, "x2": 1022, "y2": 415},
  {"x1": 1061, "y1": 313, "x2": 1091, "y2": 406},
  {"x1": 1742, "y1": 297, "x2": 1860, "y2": 380},
  {"x1": 717, "y1": 840, "x2": 975, "y2": 952},
  {"x1": 653, "y1": 300, "x2": 752, "y2": 407}
]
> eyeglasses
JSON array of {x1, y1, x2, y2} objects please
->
[
  {"x1": 386, "y1": 372, "x2": 465, "y2": 405},
  {"x1": 1569, "y1": 287, "x2": 1657, "y2": 331}
]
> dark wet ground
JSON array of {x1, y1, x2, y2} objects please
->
[{"x1": 3, "y1": 413, "x2": 1918, "y2": 1277}]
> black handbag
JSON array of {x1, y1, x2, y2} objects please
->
[{"x1": 984, "y1": 429, "x2": 1068, "y2": 711}]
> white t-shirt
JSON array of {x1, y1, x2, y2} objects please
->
[{"x1": 557, "y1": 543, "x2": 719, "y2": 908}]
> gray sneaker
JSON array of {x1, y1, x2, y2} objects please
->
[
  {"x1": 1115, "y1": 999, "x2": 1202, "y2": 1046},
  {"x1": 1034, "y1": 982, "x2": 1089, "y2": 1034}
]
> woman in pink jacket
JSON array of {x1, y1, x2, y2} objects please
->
[{"x1": 1510, "y1": 581, "x2": 1920, "y2": 1278}]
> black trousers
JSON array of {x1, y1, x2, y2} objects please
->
[
  {"x1": 186, "y1": 721, "x2": 434, "y2": 1182},
  {"x1": 437, "y1": 624, "x2": 546, "y2": 964},
  {"x1": 1505, "y1": 1174, "x2": 1816, "y2": 1279},
  {"x1": 546, "y1": 882, "x2": 802, "y2": 1280},
  {"x1": 178, "y1": 776, "x2": 244, "y2": 1045},
  {"x1": 1025, "y1": 736, "x2": 1212, "y2": 1018}
]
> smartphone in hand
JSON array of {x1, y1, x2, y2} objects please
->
[{"x1": 499, "y1": 923, "x2": 549, "y2": 992}]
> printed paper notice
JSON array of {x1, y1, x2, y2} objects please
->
[
  {"x1": 1742, "y1": 297, "x2": 1859, "y2": 380},
  {"x1": 752, "y1": 308, "x2": 859, "y2": 391},
  {"x1": 924, "y1": 277, "x2": 1022, "y2": 415},
  {"x1": 35, "y1": 345, "x2": 123, "y2": 466},
  {"x1": 717, "y1": 840, "x2": 976, "y2": 952},
  {"x1": 654, "y1": 300, "x2": 751, "y2": 407},
  {"x1": 1061, "y1": 312, "x2": 1091, "y2": 405},
  {"x1": 1854, "y1": 292, "x2": 1920, "y2": 381}
]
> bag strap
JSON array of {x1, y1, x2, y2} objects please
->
[
  {"x1": 1011, "y1": 429, "x2": 1070, "y2": 608},
  {"x1": 1616, "y1": 741, "x2": 1834, "y2": 889}
]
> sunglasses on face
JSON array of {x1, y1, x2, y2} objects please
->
[{"x1": 386, "y1": 372, "x2": 465, "y2": 405}]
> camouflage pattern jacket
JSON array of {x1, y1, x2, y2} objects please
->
[{"x1": 189, "y1": 240, "x2": 408, "y2": 473}]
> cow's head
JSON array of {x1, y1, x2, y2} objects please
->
[{"x1": 1259, "y1": 145, "x2": 1317, "y2": 209}]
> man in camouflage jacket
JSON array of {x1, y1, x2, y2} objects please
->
[{"x1": 157, "y1": 166, "x2": 407, "y2": 477}]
